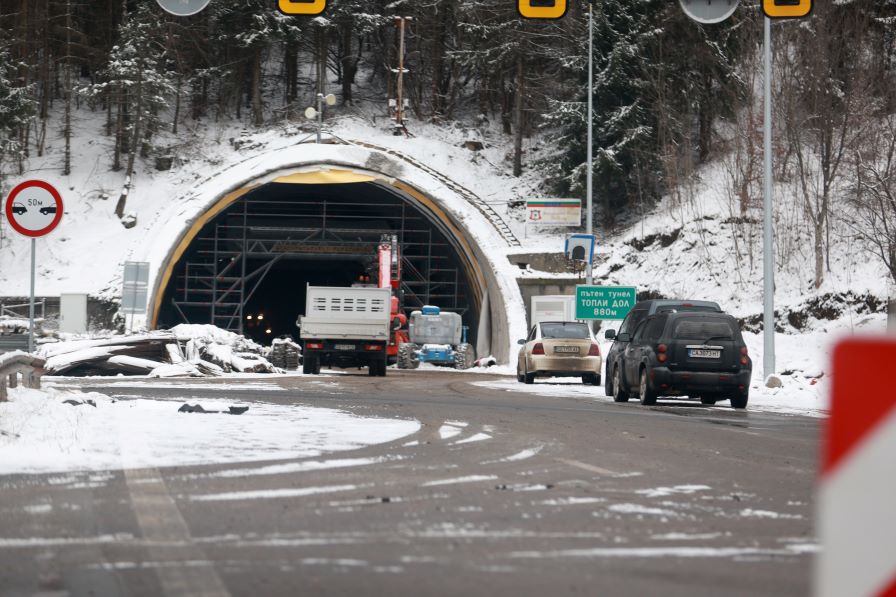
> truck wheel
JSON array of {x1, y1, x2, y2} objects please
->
[
  {"x1": 454, "y1": 343, "x2": 475, "y2": 370},
  {"x1": 303, "y1": 356, "x2": 319, "y2": 375},
  {"x1": 369, "y1": 356, "x2": 387, "y2": 377},
  {"x1": 397, "y1": 343, "x2": 418, "y2": 370}
]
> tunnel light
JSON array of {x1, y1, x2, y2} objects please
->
[
  {"x1": 257, "y1": 314, "x2": 264, "y2": 321},
  {"x1": 246, "y1": 315, "x2": 253, "y2": 320},
  {"x1": 265, "y1": 328, "x2": 272, "y2": 334}
]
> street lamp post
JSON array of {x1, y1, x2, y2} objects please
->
[
  {"x1": 586, "y1": 0, "x2": 593, "y2": 286},
  {"x1": 305, "y1": 93, "x2": 337, "y2": 143},
  {"x1": 762, "y1": 15, "x2": 775, "y2": 378}
]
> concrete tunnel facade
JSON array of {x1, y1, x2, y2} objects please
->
[{"x1": 140, "y1": 141, "x2": 525, "y2": 363}]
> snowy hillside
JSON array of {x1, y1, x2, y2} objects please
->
[{"x1": 0, "y1": 103, "x2": 890, "y2": 391}]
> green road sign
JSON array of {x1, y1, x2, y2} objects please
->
[{"x1": 575, "y1": 286, "x2": 636, "y2": 320}]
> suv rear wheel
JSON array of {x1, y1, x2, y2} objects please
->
[
  {"x1": 731, "y1": 389, "x2": 749, "y2": 409},
  {"x1": 612, "y1": 366, "x2": 629, "y2": 403},
  {"x1": 638, "y1": 368, "x2": 657, "y2": 406}
]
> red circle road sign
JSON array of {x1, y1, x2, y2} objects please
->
[{"x1": 4, "y1": 180, "x2": 64, "y2": 238}]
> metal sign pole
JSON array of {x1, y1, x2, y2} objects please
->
[
  {"x1": 763, "y1": 15, "x2": 775, "y2": 377},
  {"x1": 586, "y1": 0, "x2": 594, "y2": 286},
  {"x1": 28, "y1": 238, "x2": 35, "y2": 353},
  {"x1": 128, "y1": 266, "x2": 140, "y2": 334},
  {"x1": 316, "y1": 93, "x2": 323, "y2": 143}
]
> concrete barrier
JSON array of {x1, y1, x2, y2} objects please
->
[{"x1": 0, "y1": 352, "x2": 46, "y2": 402}]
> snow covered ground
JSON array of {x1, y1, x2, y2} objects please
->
[
  {"x1": 0, "y1": 385, "x2": 419, "y2": 475},
  {"x1": 1, "y1": 104, "x2": 891, "y2": 420}
]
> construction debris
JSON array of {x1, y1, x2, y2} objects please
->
[
  {"x1": 178, "y1": 403, "x2": 250, "y2": 415},
  {"x1": 269, "y1": 337, "x2": 302, "y2": 370},
  {"x1": 38, "y1": 325, "x2": 280, "y2": 377}
]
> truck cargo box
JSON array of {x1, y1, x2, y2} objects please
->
[{"x1": 299, "y1": 286, "x2": 391, "y2": 341}]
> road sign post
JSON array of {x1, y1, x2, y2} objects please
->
[
  {"x1": 679, "y1": 0, "x2": 740, "y2": 24},
  {"x1": 527, "y1": 199, "x2": 581, "y2": 226},
  {"x1": 122, "y1": 262, "x2": 151, "y2": 333},
  {"x1": 4, "y1": 180, "x2": 64, "y2": 353},
  {"x1": 278, "y1": 0, "x2": 327, "y2": 15},
  {"x1": 565, "y1": 234, "x2": 595, "y2": 264},
  {"x1": 517, "y1": 0, "x2": 567, "y2": 20},
  {"x1": 155, "y1": 0, "x2": 211, "y2": 16},
  {"x1": 763, "y1": 0, "x2": 812, "y2": 19},
  {"x1": 574, "y1": 286, "x2": 636, "y2": 321}
]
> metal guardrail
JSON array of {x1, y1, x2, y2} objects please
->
[
  {"x1": 0, "y1": 300, "x2": 46, "y2": 319},
  {"x1": 0, "y1": 335, "x2": 29, "y2": 354},
  {"x1": 0, "y1": 353, "x2": 46, "y2": 401}
]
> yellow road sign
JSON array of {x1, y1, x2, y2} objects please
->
[
  {"x1": 762, "y1": 0, "x2": 811, "y2": 19},
  {"x1": 517, "y1": 0, "x2": 567, "y2": 20},
  {"x1": 278, "y1": 0, "x2": 326, "y2": 15}
]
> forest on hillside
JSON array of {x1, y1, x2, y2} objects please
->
[{"x1": 0, "y1": 0, "x2": 895, "y2": 288}]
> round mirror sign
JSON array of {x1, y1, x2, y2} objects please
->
[
  {"x1": 679, "y1": 0, "x2": 740, "y2": 24},
  {"x1": 4, "y1": 180, "x2": 64, "y2": 238},
  {"x1": 156, "y1": 0, "x2": 212, "y2": 17}
]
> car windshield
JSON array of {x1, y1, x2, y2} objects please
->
[
  {"x1": 540, "y1": 322, "x2": 590, "y2": 339},
  {"x1": 672, "y1": 318, "x2": 735, "y2": 341}
]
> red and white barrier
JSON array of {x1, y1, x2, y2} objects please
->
[{"x1": 818, "y1": 339, "x2": 896, "y2": 597}]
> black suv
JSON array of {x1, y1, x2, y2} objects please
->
[
  {"x1": 609, "y1": 311, "x2": 752, "y2": 408},
  {"x1": 604, "y1": 299, "x2": 721, "y2": 398}
]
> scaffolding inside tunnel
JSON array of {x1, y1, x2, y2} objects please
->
[{"x1": 160, "y1": 180, "x2": 477, "y2": 342}]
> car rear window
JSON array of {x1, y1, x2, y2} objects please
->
[
  {"x1": 672, "y1": 318, "x2": 736, "y2": 341},
  {"x1": 655, "y1": 305, "x2": 719, "y2": 313},
  {"x1": 541, "y1": 322, "x2": 590, "y2": 339}
]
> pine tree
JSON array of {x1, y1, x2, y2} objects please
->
[
  {"x1": 83, "y1": 2, "x2": 175, "y2": 217},
  {"x1": 0, "y1": 41, "x2": 36, "y2": 188},
  {"x1": 546, "y1": 1, "x2": 745, "y2": 226}
]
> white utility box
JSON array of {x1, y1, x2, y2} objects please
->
[{"x1": 59, "y1": 293, "x2": 88, "y2": 334}]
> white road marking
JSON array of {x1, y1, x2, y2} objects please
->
[
  {"x1": 555, "y1": 458, "x2": 619, "y2": 477},
  {"x1": 123, "y1": 467, "x2": 231, "y2": 597},
  {"x1": 190, "y1": 484, "x2": 360, "y2": 502},
  {"x1": 422, "y1": 475, "x2": 498, "y2": 487}
]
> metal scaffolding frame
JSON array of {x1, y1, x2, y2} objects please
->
[{"x1": 166, "y1": 182, "x2": 472, "y2": 333}]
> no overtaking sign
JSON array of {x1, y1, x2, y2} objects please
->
[
  {"x1": 3, "y1": 179, "x2": 64, "y2": 354},
  {"x1": 4, "y1": 180, "x2": 64, "y2": 238}
]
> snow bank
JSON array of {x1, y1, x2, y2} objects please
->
[{"x1": 0, "y1": 386, "x2": 420, "y2": 475}]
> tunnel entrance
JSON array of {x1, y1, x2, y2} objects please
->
[{"x1": 157, "y1": 174, "x2": 480, "y2": 346}]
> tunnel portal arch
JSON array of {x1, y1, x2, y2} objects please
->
[
  {"x1": 156, "y1": 171, "x2": 482, "y2": 345},
  {"x1": 144, "y1": 144, "x2": 524, "y2": 362}
]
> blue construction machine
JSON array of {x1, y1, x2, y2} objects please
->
[{"x1": 396, "y1": 305, "x2": 475, "y2": 370}]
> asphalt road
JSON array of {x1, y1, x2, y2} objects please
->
[{"x1": 0, "y1": 370, "x2": 819, "y2": 596}]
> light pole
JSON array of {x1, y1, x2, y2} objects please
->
[
  {"x1": 586, "y1": 0, "x2": 593, "y2": 286},
  {"x1": 305, "y1": 93, "x2": 336, "y2": 143},
  {"x1": 762, "y1": 15, "x2": 775, "y2": 378}
]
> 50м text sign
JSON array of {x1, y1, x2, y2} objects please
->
[{"x1": 575, "y1": 286, "x2": 636, "y2": 321}]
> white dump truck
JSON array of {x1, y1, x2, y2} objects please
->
[{"x1": 297, "y1": 285, "x2": 392, "y2": 376}]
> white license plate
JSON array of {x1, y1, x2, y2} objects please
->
[
  {"x1": 334, "y1": 344, "x2": 356, "y2": 350},
  {"x1": 689, "y1": 349, "x2": 721, "y2": 359},
  {"x1": 554, "y1": 346, "x2": 579, "y2": 354}
]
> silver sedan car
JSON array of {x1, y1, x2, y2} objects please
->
[{"x1": 517, "y1": 321, "x2": 602, "y2": 385}]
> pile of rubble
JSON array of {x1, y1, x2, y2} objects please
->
[
  {"x1": 0, "y1": 317, "x2": 32, "y2": 335},
  {"x1": 39, "y1": 324, "x2": 279, "y2": 377},
  {"x1": 268, "y1": 337, "x2": 302, "y2": 370}
]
